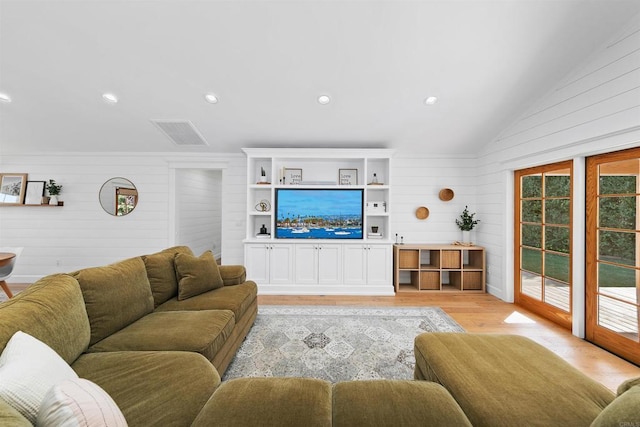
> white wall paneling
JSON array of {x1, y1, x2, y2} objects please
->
[{"x1": 0, "y1": 153, "x2": 246, "y2": 282}]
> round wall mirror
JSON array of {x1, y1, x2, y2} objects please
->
[{"x1": 99, "y1": 177, "x2": 138, "y2": 216}]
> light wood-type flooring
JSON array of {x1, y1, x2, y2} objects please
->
[{"x1": 6, "y1": 283, "x2": 639, "y2": 392}]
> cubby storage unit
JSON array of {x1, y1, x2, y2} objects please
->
[
  {"x1": 393, "y1": 244, "x2": 485, "y2": 293},
  {"x1": 243, "y1": 148, "x2": 394, "y2": 295}
]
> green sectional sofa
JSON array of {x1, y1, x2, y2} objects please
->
[
  {"x1": 0, "y1": 246, "x2": 257, "y2": 426},
  {"x1": 1, "y1": 245, "x2": 638, "y2": 426},
  {"x1": 414, "y1": 332, "x2": 640, "y2": 427}
]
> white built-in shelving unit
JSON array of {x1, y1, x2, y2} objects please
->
[{"x1": 242, "y1": 148, "x2": 395, "y2": 295}]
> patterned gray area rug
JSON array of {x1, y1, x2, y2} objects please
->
[{"x1": 223, "y1": 306, "x2": 464, "y2": 383}]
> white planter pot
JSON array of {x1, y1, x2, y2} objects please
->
[
  {"x1": 461, "y1": 230, "x2": 471, "y2": 243},
  {"x1": 49, "y1": 195, "x2": 58, "y2": 206}
]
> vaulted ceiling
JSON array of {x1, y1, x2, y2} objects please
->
[{"x1": 1, "y1": 0, "x2": 639, "y2": 156}]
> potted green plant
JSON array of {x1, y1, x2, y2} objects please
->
[
  {"x1": 46, "y1": 179, "x2": 62, "y2": 205},
  {"x1": 455, "y1": 205, "x2": 479, "y2": 243}
]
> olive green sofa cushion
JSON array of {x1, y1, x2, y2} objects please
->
[
  {"x1": 333, "y1": 380, "x2": 472, "y2": 427},
  {"x1": 0, "y1": 400, "x2": 31, "y2": 427},
  {"x1": 414, "y1": 333, "x2": 616, "y2": 427},
  {"x1": 155, "y1": 280, "x2": 257, "y2": 320},
  {"x1": 0, "y1": 274, "x2": 90, "y2": 364},
  {"x1": 192, "y1": 377, "x2": 332, "y2": 427},
  {"x1": 87, "y1": 309, "x2": 235, "y2": 362},
  {"x1": 142, "y1": 245, "x2": 194, "y2": 307},
  {"x1": 591, "y1": 383, "x2": 640, "y2": 427},
  {"x1": 72, "y1": 350, "x2": 220, "y2": 427},
  {"x1": 175, "y1": 250, "x2": 224, "y2": 300},
  {"x1": 72, "y1": 257, "x2": 154, "y2": 346}
]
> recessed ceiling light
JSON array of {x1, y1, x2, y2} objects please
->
[
  {"x1": 424, "y1": 96, "x2": 438, "y2": 105},
  {"x1": 318, "y1": 95, "x2": 331, "y2": 105},
  {"x1": 0, "y1": 93, "x2": 12, "y2": 103},
  {"x1": 102, "y1": 93, "x2": 118, "y2": 104},
  {"x1": 204, "y1": 93, "x2": 218, "y2": 104}
]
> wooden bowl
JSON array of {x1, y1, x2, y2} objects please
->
[
  {"x1": 415, "y1": 206, "x2": 429, "y2": 220},
  {"x1": 439, "y1": 188, "x2": 454, "y2": 201}
]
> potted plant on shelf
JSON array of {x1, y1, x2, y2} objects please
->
[
  {"x1": 46, "y1": 179, "x2": 62, "y2": 206},
  {"x1": 455, "y1": 205, "x2": 479, "y2": 243}
]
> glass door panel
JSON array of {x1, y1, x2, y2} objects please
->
[
  {"x1": 586, "y1": 149, "x2": 640, "y2": 365},
  {"x1": 515, "y1": 162, "x2": 572, "y2": 329}
]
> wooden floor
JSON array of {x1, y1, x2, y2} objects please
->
[{"x1": 6, "y1": 283, "x2": 639, "y2": 392}]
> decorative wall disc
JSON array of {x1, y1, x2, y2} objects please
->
[
  {"x1": 415, "y1": 206, "x2": 429, "y2": 220},
  {"x1": 439, "y1": 188, "x2": 454, "y2": 201}
]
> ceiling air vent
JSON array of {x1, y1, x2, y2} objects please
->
[{"x1": 151, "y1": 120, "x2": 208, "y2": 146}]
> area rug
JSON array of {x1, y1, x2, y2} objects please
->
[{"x1": 222, "y1": 306, "x2": 464, "y2": 383}]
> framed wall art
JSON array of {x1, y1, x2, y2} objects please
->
[
  {"x1": 0, "y1": 173, "x2": 27, "y2": 204},
  {"x1": 339, "y1": 169, "x2": 358, "y2": 185},
  {"x1": 24, "y1": 180, "x2": 46, "y2": 205},
  {"x1": 283, "y1": 168, "x2": 302, "y2": 185}
]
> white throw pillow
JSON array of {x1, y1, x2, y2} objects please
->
[
  {"x1": 37, "y1": 378, "x2": 128, "y2": 427},
  {"x1": 0, "y1": 331, "x2": 78, "y2": 424}
]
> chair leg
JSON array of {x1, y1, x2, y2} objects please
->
[{"x1": 0, "y1": 281, "x2": 13, "y2": 299}]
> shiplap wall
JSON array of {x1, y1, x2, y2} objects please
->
[
  {"x1": 476, "y1": 17, "x2": 640, "y2": 310},
  {"x1": 390, "y1": 155, "x2": 477, "y2": 245},
  {"x1": 175, "y1": 169, "x2": 222, "y2": 258},
  {"x1": 0, "y1": 152, "x2": 246, "y2": 282}
]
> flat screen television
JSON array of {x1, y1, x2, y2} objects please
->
[{"x1": 275, "y1": 188, "x2": 364, "y2": 239}]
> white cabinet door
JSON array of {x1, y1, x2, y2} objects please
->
[
  {"x1": 294, "y1": 244, "x2": 318, "y2": 285},
  {"x1": 317, "y1": 244, "x2": 342, "y2": 284},
  {"x1": 295, "y1": 244, "x2": 342, "y2": 285},
  {"x1": 343, "y1": 244, "x2": 367, "y2": 285},
  {"x1": 245, "y1": 243, "x2": 270, "y2": 284},
  {"x1": 366, "y1": 245, "x2": 392, "y2": 286},
  {"x1": 343, "y1": 244, "x2": 391, "y2": 286},
  {"x1": 269, "y1": 244, "x2": 294, "y2": 284},
  {"x1": 245, "y1": 243, "x2": 293, "y2": 285}
]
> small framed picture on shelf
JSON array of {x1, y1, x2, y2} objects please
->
[
  {"x1": 339, "y1": 169, "x2": 358, "y2": 185},
  {"x1": 0, "y1": 173, "x2": 27, "y2": 204},
  {"x1": 283, "y1": 168, "x2": 302, "y2": 185},
  {"x1": 24, "y1": 181, "x2": 46, "y2": 205}
]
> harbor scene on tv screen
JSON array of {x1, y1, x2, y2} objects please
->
[{"x1": 275, "y1": 189, "x2": 363, "y2": 239}]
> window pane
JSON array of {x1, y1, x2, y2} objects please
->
[
  {"x1": 522, "y1": 248, "x2": 542, "y2": 274},
  {"x1": 522, "y1": 200, "x2": 542, "y2": 223},
  {"x1": 521, "y1": 271, "x2": 542, "y2": 300},
  {"x1": 522, "y1": 175, "x2": 541, "y2": 198},
  {"x1": 598, "y1": 263, "x2": 636, "y2": 299},
  {"x1": 599, "y1": 230, "x2": 635, "y2": 266},
  {"x1": 598, "y1": 295, "x2": 638, "y2": 340},
  {"x1": 544, "y1": 277, "x2": 570, "y2": 312},
  {"x1": 522, "y1": 224, "x2": 542, "y2": 248},
  {"x1": 599, "y1": 196, "x2": 636, "y2": 230},
  {"x1": 546, "y1": 226, "x2": 569, "y2": 253},
  {"x1": 599, "y1": 159, "x2": 637, "y2": 194},
  {"x1": 545, "y1": 198, "x2": 570, "y2": 225},
  {"x1": 545, "y1": 252, "x2": 569, "y2": 282},
  {"x1": 545, "y1": 173, "x2": 570, "y2": 197}
]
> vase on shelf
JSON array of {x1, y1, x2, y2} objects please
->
[
  {"x1": 461, "y1": 230, "x2": 471, "y2": 244},
  {"x1": 49, "y1": 195, "x2": 58, "y2": 206}
]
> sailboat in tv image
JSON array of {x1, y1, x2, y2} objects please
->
[{"x1": 275, "y1": 189, "x2": 364, "y2": 239}]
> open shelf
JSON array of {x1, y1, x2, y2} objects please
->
[{"x1": 393, "y1": 244, "x2": 485, "y2": 293}]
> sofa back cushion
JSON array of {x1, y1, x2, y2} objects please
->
[
  {"x1": 72, "y1": 257, "x2": 154, "y2": 346},
  {"x1": 0, "y1": 274, "x2": 90, "y2": 364},
  {"x1": 590, "y1": 384, "x2": 640, "y2": 427},
  {"x1": 142, "y1": 246, "x2": 194, "y2": 307}
]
